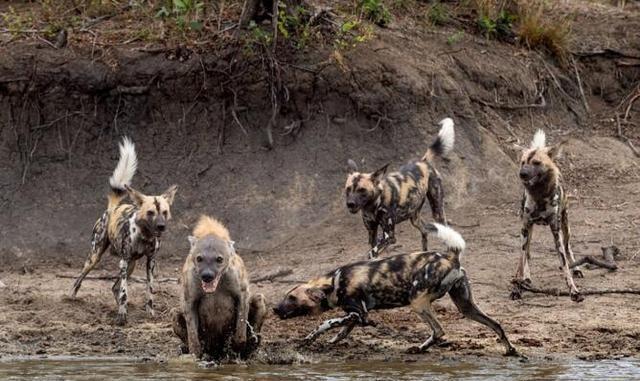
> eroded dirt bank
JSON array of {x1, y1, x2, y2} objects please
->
[{"x1": 1, "y1": 0, "x2": 640, "y2": 364}]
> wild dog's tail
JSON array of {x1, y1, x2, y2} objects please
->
[
  {"x1": 422, "y1": 118, "x2": 455, "y2": 162},
  {"x1": 107, "y1": 137, "x2": 137, "y2": 209},
  {"x1": 425, "y1": 222, "x2": 465, "y2": 256}
]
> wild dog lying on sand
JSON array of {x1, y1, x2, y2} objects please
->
[
  {"x1": 511, "y1": 130, "x2": 583, "y2": 302},
  {"x1": 172, "y1": 216, "x2": 267, "y2": 359},
  {"x1": 345, "y1": 118, "x2": 454, "y2": 259},
  {"x1": 69, "y1": 137, "x2": 178, "y2": 325},
  {"x1": 273, "y1": 223, "x2": 518, "y2": 356}
]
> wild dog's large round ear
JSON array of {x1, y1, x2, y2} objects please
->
[
  {"x1": 188, "y1": 235, "x2": 197, "y2": 249},
  {"x1": 305, "y1": 288, "x2": 327, "y2": 303},
  {"x1": 546, "y1": 140, "x2": 567, "y2": 159},
  {"x1": 371, "y1": 163, "x2": 390, "y2": 182},
  {"x1": 124, "y1": 185, "x2": 146, "y2": 206},
  {"x1": 162, "y1": 184, "x2": 178, "y2": 205},
  {"x1": 347, "y1": 159, "x2": 359, "y2": 172}
]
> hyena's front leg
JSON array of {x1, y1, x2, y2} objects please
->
[
  {"x1": 232, "y1": 289, "x2": 250, "y2": 353},
  {"x1": 561, "y1": 208, "x2": 583, "y2": 278},
  {"x1": 511, "y1": 220, "x2": 533, "y2": 300},
  {"x1": 145, "y1": 255, "x2": 157, "y2": 318},
  {"x1": 550, "y1": 220, "x2": 584, "y2": 303},
  {"x1": 112, "y1": 259, "x2": 134, "y2": 325}
]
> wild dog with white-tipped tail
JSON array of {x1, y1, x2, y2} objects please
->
[
  {"x1": 273, "y1": 223, "x2": 518, "y2": 356},
  {"x1": 68, "y1": 137, "x2": 178, "y2": 325},
  {"x1": 511, "y1": 130, "x2": 583, "y2": 302},
  {"x1": 345, "y1": 118, "x2": 455, "y2": 259}
]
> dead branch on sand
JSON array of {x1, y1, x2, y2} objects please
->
[
  {"x1": 56, "y1": 274, "x2": 178, "y2": 284},
  {"x1": 250, "y1": 268, "x2": 294, "y2": 283},
  {"x1": 615, "y1": 113, "x2": 640, "y2": 157},
  {"x1": 570, "y1": 245, "x2": 619, "y2": 271},
  {"x1": 516, "y1": 281, "x2": 640, "y2": 297}
]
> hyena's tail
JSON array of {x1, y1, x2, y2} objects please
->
[
  {"x1": 107, "y1": 137, "x2": 137, "y2": 209},
  {"x1": 425, "y1": 222, "x2": 465, "y2": 256},
  {"x1": 422, "y1": 118, "x2": 455, "y2": 162}
]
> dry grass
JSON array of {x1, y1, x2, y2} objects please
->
[{"x1": 516, "y1": 0, "x2": 572, "y2": 62}]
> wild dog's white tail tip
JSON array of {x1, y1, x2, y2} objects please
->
[
  {"x1": 531, "y1": 129, "x2": 546, "y2": 149},
  {"x1": 438, "y1": 118, "x2": 455, "y2": 155},
  {"x1": 109, "y1": 137, "x2": 138, "y2": 191},
  {"x1": 427, "y1": 222, "x2": 465, "y2": 255}
]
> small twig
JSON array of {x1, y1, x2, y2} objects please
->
[
  {"x1": 250, "y1": 269, "x2": 293, "y2": 283},
  {"x1": 615, "y1": 113, "x2": 640, "y2": 157},
  {"x1": 571, "y1": 56, "x2": 590, "y2": 113},
  {"x1": 470, "y1": 94, "x2": 546, "y2": 110}
]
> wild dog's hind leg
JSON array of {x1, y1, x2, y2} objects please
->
[
  {"x1": 449, "y1": 271, "x2": 518, "y2": 356},
  {"x1": 409, "y1": 292, "x2": 445, "y2": 352},
  {"x1": 410, "y1": 214, "x2": 431, "y2": 251},
  {"x1": 561, "y1": 208, "x2": 583, "y2": 278},
  {"x1": 550, "y1": 219, "x2": 583, "y2": 303},
  {"x1": 427, "y1": 172, "x2": 447, "y2": 225},
  {"x1": 511, "y1": 220, "x2": 533, "y2": 300},
  {"x1": 112, "y1": 259, "x2": 135, "y2": 325},
  {"x1": 69, "y1": 213, "x2": 110, "y2": 298}
]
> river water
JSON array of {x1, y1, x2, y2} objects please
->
[{"x1": 0, "y1": 356, "x2": 638, "y2": 380}]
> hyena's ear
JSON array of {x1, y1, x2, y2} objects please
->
[
  {"x1": 228, "y1": 240, "x2": 236, "y2": 255},
  {"x1": 188, "y1": 235, "x2": 197, "y2": 249},
  {"x1": 347, "y1": 159, "x2": 359, "y2": 172},
  {"x1": 546, "y1": 141, "x2": 567, "y2": 159},
  {"x1": 124, "y1": 185, "x2": 146, "y2": 206},
  {"x1": 162, "y1": 184, "x2": 178, "y2": 205},
  {"x1": 305, "y1": 288, "x2": 327, "y2": 304},
  {"x1": 371, "y1": 163, "x2": 390, "y2": 182}
]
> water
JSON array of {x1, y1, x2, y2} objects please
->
[{"x1": 0, "y1": 357, "x2": 638, "y2": 380}]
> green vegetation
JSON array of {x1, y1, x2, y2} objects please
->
[{"x1": 359, "y1": 0, "x2": 391, "y2": 27}]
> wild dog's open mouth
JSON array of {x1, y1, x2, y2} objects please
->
[{"x1": 201, "y1": 273, "x2": 223, "y2": 293}]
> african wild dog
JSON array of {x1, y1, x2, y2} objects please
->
[
  {"x1": 69, "y1": 137, "x2": 178, "y2": 325},
  {"x1": 274, "y1": 223, "x2": 518, "y2": 356},
  {"x1": 345, "y1": 118, "x2": 454, "y2": 259},
  {"x1": 511, "y1": 130, "x2": 583, "y2": 302},
  {"x1": 172, "y1": 216, "x2": 266, "y2": 359}
]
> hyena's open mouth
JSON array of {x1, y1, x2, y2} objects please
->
[{"x1": 201, "y1": 273, "x2": 223, "y2": 293}]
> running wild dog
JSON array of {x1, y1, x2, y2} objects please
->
[
  {"x1": 345, "y1": 118, "x2": 454, "y2": 259},
  {"x1": 173, "y1": 216, "x2": 266, "y2": 359},
  {"x1": 274, "y1": 223, "x2": 518, "y2": 356},
  {"x1": 511, "y1": 130, "x2": 584, "y2": 302},
  {"x1": 69, "y1": 137, "x2": 178, "y2": 325}
]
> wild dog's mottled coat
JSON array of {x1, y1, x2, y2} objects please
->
[
  {"x1": 69, "y1": 137, "x2": 178, "y2": 325},
  {"x1": 345, "y1": 118, "x2": 454, "y2": 259},
  {"x1": 512, "y1": 130, "x2": 583, "y2": 302},
  {"x1": 274, "y1": 224, "x2": 517, "y2": 356},
  {"x1": 173, "y1": 216, "x2": 266, "y2": 359}
]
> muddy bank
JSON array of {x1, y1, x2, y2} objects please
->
[{"x1": 1, "y1": 0, "x2": 640, "y2": 365}]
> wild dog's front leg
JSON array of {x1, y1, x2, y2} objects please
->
[
  {"x1": 115, "y1": 259, "x2": 130, "y2": 326},
  {"x1": 145, "y1": 255, "x2": 157, "y2": 318},
  {"x1": 511, "y1": 220, "x2": 533, "y2": 300},
  {"x1": 550, "y1": 220, "x2": 584, "y2": 302},
  {"x1": 367, "y1": 215, "x2": 396, "y2": 260},
  {"x1": 232, "y1": 288, "x2": 250, "y2": 352},
  {"x1": 302, "y1": 312, "x2": 361, "y2": 344}
]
